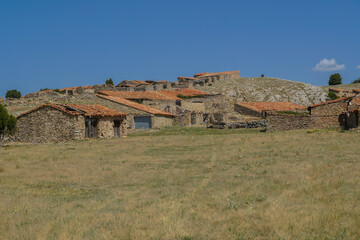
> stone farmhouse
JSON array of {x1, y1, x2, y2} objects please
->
[
  {"x1": 265, "y1": 95, "x2": 360, "y2": 131},
  {"x1": 16, "y1": 103, "x2": 127, "y2": 143},
  {"x1": 96, "y1": 94, "x2": 175, "y2": 130}
]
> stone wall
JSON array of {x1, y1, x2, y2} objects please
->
[
  {"x1": 141, "y1": 99, "x2": 177, "y2": 112},
  {"x1": 309, "y1": 101, "x2": 347, "y2": 128},
  {"x1": 265, "y1": 111, "x2": 311, "y2": 131},
  {"x1": 17, "y1": 107, "x2": 84, "y2": 143},
  {"x1": 153, "y1": 115, "x2": 174, "y2": 128},
  {"x1": 97, "y1": 117, "x2": 127, "y2": 138},
  {"x1": 181, "y1": 101, "x2": 206, "y2": 112},
  {"x1": 309, "y1": 101, "x2": 346, "y2": 116}
]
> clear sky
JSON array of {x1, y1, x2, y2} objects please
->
[{"x1": 1, "y1": 0, "x2": 359, "y2": 97}]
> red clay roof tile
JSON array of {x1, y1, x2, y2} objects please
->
[
  {"x1": 97, "y1": 94, "x2": 175, "y2": 116},
  {"x1": 17, "y1": 103, "x2": 127, "y2": 118},
  {"x1": 308, "y1": 96, "x2": 353, "y2": 108},
  {"x1": 98, "y1": 90, "x2": 179, "y2": 100}
]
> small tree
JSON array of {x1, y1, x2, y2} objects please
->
[
  {"x1": 261, "y1": 74, "x2": 264, "y2": 77},
  {"x1": 105, "y1": 78, "x2": 114, "y2": 85},
  {"x1": 0, "y1": 103, "x2": 17, "y2": 147},
  {"x1": 5, "y1": 89, "x2": 21, "y2": 99},
  {"x1": 352, "y1": 77, "x2": 360, "y2": 84},
  {"x1": 328, "y1": 73, "x2": 342, "y2": 85}
]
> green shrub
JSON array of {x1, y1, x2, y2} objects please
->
[
  {"x1": 328, "y1": 92, "x2": 339, "y2": 100},
  {"x1": 39, "y1": 88, "x2": 50, "y2": 91},
  {"x1": 105, "y1": 78, "x2": 114, "y2": 85},
  {"x1": 5, "y1": 89, "x2": 21, "y2": 99},
  {"x1": 352, "y1": 77, "x2": 360, "y2": 84},
  {"x1": 0, "y1": 103, "x2": 17, "y2": 147}
]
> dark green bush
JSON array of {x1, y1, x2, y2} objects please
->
[
  {"x1": 5, "y1": 89, "x2": 21, "y2": 99},
  {"x1": 328, "y1": 92, "x2": 339, "y2": 100}
]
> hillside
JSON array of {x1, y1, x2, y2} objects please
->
[
  {"x1": 196, "y1": 77, "x2": 327, "y2": 106},
  {"x1": 321, "y1": 83, "x2": 360, "y2": 92}
]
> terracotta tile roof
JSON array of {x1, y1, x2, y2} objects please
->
[
  {"x1": 329, "y1": 88, "x2": 349, "y2": 92},
  {"x1": 97, "y1": 94, "x2": 174, "y2": 116},
  {"x1": 98, "y1": 90, "x2": 180, "y2": 100},
  {"x1": 194, "y1": 70, "x2": 240, "y2": 77},
  {"x1": 236, "y1": 102, "x2": 306, "y2": 113},
  {"x1": 17, "y1": 103, "x2": 127, "y2": 118},
  {"x1": 351, "y1": 96, "x2": 360, "y2": 105},
  {"x1": 308, "y1": 96, "x2": 353, "y2": 108},
  {"x1": 158, "y1": 89, "x2": 210, "y2": 98},
  {"x1": 194, "y1": 72, "x2": 210, "y2": 77}
]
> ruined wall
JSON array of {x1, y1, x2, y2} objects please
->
[
  {"x1": 265, "y1": 111, "x2": 311, "y2": 131},
  {"x1": 17, "y1": 107, "x2": 84, "y2": 143}
]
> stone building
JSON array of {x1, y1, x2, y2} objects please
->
[
  {"x1": 265, "y1": 95, "x2": 360, "y2": 131},
  {"x1": 307, "y1": 97, "x2": 351, "y2": 128},
  {"x1": 59, "y1": 86, "x2": 95, "y2": 96},
  {"x1": 235, "y1": 102, "x2": 306, "y2": 118},
  {"x1": 96, "y1": 94, "x2": 175, "y2": 130},
  {"x1": 16, "y1": 103, "x2": 127, "y2": 143},
  {"x1": 178, "y1": 70, "x2": 240, "y2": 88}
]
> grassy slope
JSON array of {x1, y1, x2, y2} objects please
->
[
  {"x1": 321, "y1": 83, "x2": 360, "y2": 92},
  {"x1": 1, "y1": 127, "x2": 360, "y2": 239}
]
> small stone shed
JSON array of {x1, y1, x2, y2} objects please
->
[
  {"x1": 307, "y1": 96, "x2": 352, "y2": 128},
  {"x1": 235, "y1": 102, "x2": 306, "y2": 118},
  {"x1": 16, "y1": 103, "x2": 127, "y2": 143},
  {"x1": 96, "y1": 94, "x2": 175, "y2": 130}
]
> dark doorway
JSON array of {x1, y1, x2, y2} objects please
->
[
  {"x1": 114, "y1": 120, "x2": 121, "y2": 138},
  {"x1": 346, "y1": 111, "x2": 359, "y2": 129},
  {"x1": 85, "y1": 118, "x2": 98, "y2": 138}
]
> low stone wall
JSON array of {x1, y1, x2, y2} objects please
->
[
  {"x1": 208, "y1": 120, "x2": 266, "y2": 129},
  {"x1": 265, "y1": 112, "x2": 311, "y2": 131}
]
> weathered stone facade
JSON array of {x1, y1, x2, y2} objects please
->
[
  {"x1": 17, "y1": 107, "x2": 84, "y2": 143},
  {"x1": 265, "y1": 111, "x2": 311, "y2": 131},
  {"x1": 16, "y1": 104, "x2": 127, "y2": 143}
]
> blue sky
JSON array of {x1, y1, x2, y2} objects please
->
[{"x1": 0, "y1": 0, "x2": 359, "y2": 97}]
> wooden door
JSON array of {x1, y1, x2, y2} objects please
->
[
  {"x1": 114, "y1": 120, "x2": 121, "y2": 138},
  {"x1": 85, "y1": 118, "x2": 97, "y2": 138}
]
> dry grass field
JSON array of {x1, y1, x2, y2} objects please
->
[{"x1": 1, "y1": 127, "x2": 360, "y2": 239}]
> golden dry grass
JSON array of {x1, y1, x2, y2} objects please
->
[{"x1": 1, "y1": 127, "x2": 360, "y2": 239}]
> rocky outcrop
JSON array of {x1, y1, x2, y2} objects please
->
[{"x1": 196, "y1": 77, "x2": 328, "y2": 107}]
